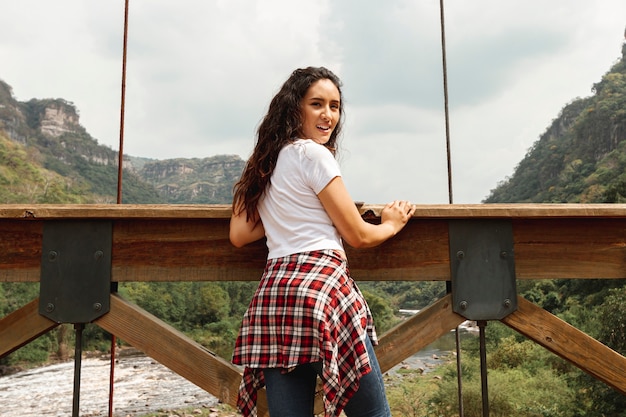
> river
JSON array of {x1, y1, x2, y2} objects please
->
[
  {"x1": 0, "y1": 351, "x2": 219, "y2": 417},
  {"x1": 0, "y1": 329, "x2": 475, "y2": 417}
]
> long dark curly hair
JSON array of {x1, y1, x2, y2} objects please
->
[{"x1": 232, "y1": 66, "x2": 345, "y2": 220}]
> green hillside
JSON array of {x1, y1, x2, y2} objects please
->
[
  {"x1": 485, "y1": 42, "x2": 626, "y2": 203},
  {"x1": 0, "y1": 132, "x2": 89, "y2": 203}
]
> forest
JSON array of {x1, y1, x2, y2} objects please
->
[{"x1": 2, "y1": 42, "x2": 626, "y2": 417}]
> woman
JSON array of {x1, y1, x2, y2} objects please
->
[{"x1": 230, "y1": 66, "x2": 415, "y2": 417}]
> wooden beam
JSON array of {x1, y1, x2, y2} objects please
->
[
  {"x1": 513, "y1": 218, "x2": 626, "y2": 279},
  {"x1": 0, "y1": 204, "x2": 233, "y2": 219},
  {"x1": 375, "y1": 294, "x2": 466, "y2": 373},
  {"x1": 501, "y1": 296, "x2": 626, "y2": 395},
  {"x1": 94, "y1": 294, "x2": 269, "y2": 416},
  {"x1": 0, "y1": 221, "x2": 42, "y2": 282},
  {"x1": 2, "y1": 203, "x2": 626, "y2": 220},
  {"x1": 2, "y1": 204, "x2": 626, "y2": 283},
  {"x1": 0, "y1": 298, "x2": 58, "y2": 358}
]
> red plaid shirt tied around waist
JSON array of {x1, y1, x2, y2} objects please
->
[{"x1": 232, "y1": 249, "x2": 378, "y2": 416}]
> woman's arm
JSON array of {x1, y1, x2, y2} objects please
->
[
  {"x1": 229, "y1": 206, "x2": 265, "y2": 248},
  {"x1": 318, "y1": 176, "x2": 415, "y2": 248}
]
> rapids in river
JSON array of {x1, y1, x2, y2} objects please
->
[{"x1": 0, "y1": 328, "x2": 475, "y2": 416}]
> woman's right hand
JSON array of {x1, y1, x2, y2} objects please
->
[{"x1": 380, "y1": 200, "x2": 415, "y2": 235}]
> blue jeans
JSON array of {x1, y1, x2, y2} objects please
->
[{"x1": 263, "y1": 337, "x2": 391, "y2": 417}]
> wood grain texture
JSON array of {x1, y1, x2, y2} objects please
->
[
  {"x1": 501, "y1": 296, "x2": 626, "y2": 394},
  {"x1": 1, "y1": 203, "x2": 626, "y2": 219},
  {"x1": 3, "y1": 204, "x2": 626, "y2": 282},
  {"x1": 0, "y1": 298, "x2": 58, "y2": 357}
]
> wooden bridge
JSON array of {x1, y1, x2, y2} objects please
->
[{"x1": 1, "y1": 203, "x2": 625, "y2": 416}]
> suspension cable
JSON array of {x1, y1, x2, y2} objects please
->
[
  {"x1": 116, "y1": 0, "x2": 129, "y2": 205},
  {"x1": 110, "y1": 1, "x2": 130, "y2": 416},
  {"x1": 439, "y1": 0, "x2": 453, "y2": 205},
  {"x1": 439, "y1": 1, "x2": 464, "y2": 416}
]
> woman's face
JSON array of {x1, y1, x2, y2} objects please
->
[{"x1": 300, "y1": 79, "x2": 341, "y2": 145}]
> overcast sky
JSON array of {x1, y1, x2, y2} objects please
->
[{"x1": 1, "y1": 1, "x2": 625, "y2": 204}]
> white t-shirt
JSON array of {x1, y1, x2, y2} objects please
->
[{"x1": 259, "y1": 139, "x2": 344, "y2": 259}]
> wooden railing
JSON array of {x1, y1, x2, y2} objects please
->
[{"x1": 1, "y1": 203, "x2": 626, "y2": 416}]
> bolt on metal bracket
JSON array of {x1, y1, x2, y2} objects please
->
[
  {"x1": 39, "y1": 220, "x2": 112, "y2": 323},
  {"x1": 449, "y1": 219, "x2": 518, "y2": 320}
]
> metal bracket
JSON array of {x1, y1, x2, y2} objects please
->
[
  {"x1": 39, "y1": 220, "x2": 112, "y2": 323},
  {"x1": 449, "y1": 219, "x2": 517, "y2": 320}
]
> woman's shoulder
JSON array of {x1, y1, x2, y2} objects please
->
[{"x1": 290, "y1": 138, "x2": 333, "y2": 159}]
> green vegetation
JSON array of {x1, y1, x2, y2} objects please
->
[
  {"x1": 384, "y1": 279, "x2": 626, "y2": 417},
  {"x1": 0, "y1": 133, "x2": 90, "y2": 203}
]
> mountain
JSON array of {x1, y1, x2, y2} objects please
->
[
  {"x1": 137, "y1": 156, "x2": 244, "y2": 204},
  {"x1": 0, "y1": 79, "x2": 244, "y2": 204},
  {"x1": 485, "y1": 41, "x2": 626, "y2": 203}
]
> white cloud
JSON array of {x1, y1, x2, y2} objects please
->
[{"x1": 340, "y1": 105, "x2": 449, "y2": 204}]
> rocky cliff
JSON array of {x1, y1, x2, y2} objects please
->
[
  {"x1": 0, "y1": 78, "x2": 243, "y2": 204},
  {"x1": 139, "y1": 156, "x2": 244, "y2": 204}
]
